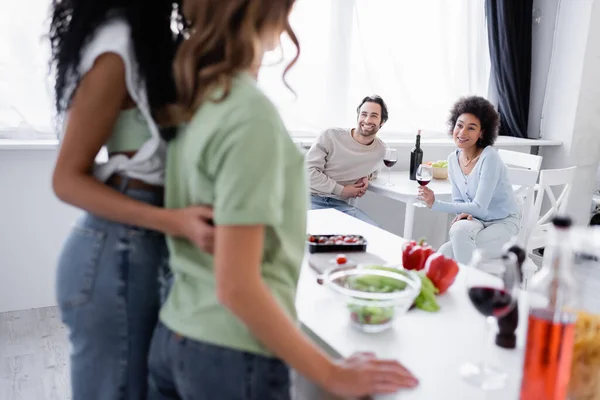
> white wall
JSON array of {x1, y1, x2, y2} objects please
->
[
  {"x1": 0, "y1": 149, "x2": 81, "y2": 312},
  {"x1": 531, "y1": 0, "x2": 600, "y2": 225},
  {"x1": 527, "y1": 0, "x2": 561, "y2": 140}
]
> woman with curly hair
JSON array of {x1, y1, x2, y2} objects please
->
[
  {"x1": 146, "y1": 1, "x2": 418, "y2": 399},
  {"x1": 419, "y1": 96, "x2": 520, "y2": 264},
  {"x1": 49, "y1": 1, "x2": 214, "y2": 398}
]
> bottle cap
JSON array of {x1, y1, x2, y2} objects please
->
[{"x1": 552, "y1": 215, "x2": 572, "y2": 228}]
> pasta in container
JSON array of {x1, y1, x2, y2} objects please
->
[{"x1": 569, "y1": 227, "x2": 600, "y2": 400}]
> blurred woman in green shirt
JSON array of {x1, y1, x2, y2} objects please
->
[{"x1": 147, "y1": 1, "x2": 418, "y2": 399}]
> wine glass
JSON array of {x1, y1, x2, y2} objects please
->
[
  {"x1": 460, "y1": 249, "x2": 519, "y2": 391},
  {"x1": 413, "y1": 164, "x2": 432, "y2": 207},
  {"x1": 383, "y1": 148, "x2": 397, "y2": 187}
]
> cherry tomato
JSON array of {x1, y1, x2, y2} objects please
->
[
  {"x1": 344, "y1": 236, "x2": 357, "y2": 243},
  {"x1": 336, "y1": 254, "x2": 347, "y2": 264},
  {"x1": 308, "y1": 236, "x2": 317, "y2": 243},
  {"x1": 318, "y1": 237, "x2": 327, "y2": 244}
]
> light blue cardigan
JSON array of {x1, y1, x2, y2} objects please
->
[{"x1": 431, "y1": 146, "x2": 519, "y2": 221}]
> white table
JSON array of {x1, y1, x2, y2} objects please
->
[
  {"x1": 369, "y1": 171, "x2": 453, "y2": 239},
  {"x1": 297, "y1": 209, "x2": 527, "y2": 400}
]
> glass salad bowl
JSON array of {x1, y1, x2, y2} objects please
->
[{"x1": 319, "y1": 265, "x2": 421, "y2": 333}]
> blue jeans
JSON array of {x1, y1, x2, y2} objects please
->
[
  {"x1": 55, "y1": 181, "x2": 168, "y2": 400},
  {"x1": 147, "y1": 322, "x2": 291, "y2": 400},
  {"x1": 310, "y1": 195, "x2": 379, "y2": 227}
]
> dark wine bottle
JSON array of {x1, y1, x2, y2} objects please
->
[
  {"x1": 496, "y1": 242, "x2": 526, "y2": 349},
  {"x1": 409, "y1": 130, "x2": 423, "y2": 181}
]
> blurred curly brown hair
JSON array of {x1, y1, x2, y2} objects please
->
[{"x1": 447, "y1": 96, "x2": 500, "y2": 148}]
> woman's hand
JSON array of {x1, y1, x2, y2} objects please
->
[
  {"x1": 169, "y1": 206, "x2": 215, "y2": 253},
  {"x1": 451, "y1": 213, "x2": 473, "y2": 225},
  {"x1": 418, "y1": 186, "x2": 435, "y2": 208},
  {"x1": 325, "y1": 352, "x2": 418, "y2": 397}
]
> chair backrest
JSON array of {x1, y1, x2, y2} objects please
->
[
  {"x1": 530, "y1": 166, "x2": 577, "y2": 229},
  {"x1": 506, "y1": 168, "x2": 540, "y2": 247},
  {"x1": 498, "y1": 149, "x2": 543, "y2": 172}
]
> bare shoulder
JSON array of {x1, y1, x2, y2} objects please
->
[{"x1": 86, "y1": 52, "x2": 127, "y2": 81}]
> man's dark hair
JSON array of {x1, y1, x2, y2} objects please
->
[
  {"x1": 356, "y1": 95, "x2": 389, "y2": 124},
  {"x1": 447, "y1": 96, "x2": 500, "y2": 148}
]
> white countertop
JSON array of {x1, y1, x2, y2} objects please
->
[{"x1": 297, "y1": 209, "x2": 527, "y2": 400}]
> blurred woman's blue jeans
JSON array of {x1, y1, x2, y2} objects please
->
[
  {"x1": 147, "y1": 322, "x2": 291, "y2": 400},
  {"x1": 55, "y1": 181, "x2": 168, "y2": 400}
]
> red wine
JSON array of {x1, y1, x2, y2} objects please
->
[
  {"x1": 468, "y1": 287, "x2": 513, "y2": 317},
  {"x1": 417, "y1": 179, "x2": 430, "y2": 186},
  {"x1": 383, "y1": 159, "x2": 397, "y2": 168}
]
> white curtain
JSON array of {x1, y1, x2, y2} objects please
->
[
  {"x1": 259, "y1": 0, "x2": 490, "y2": 137},
  {"x1": 0, "y1": 0, "x2": 54, "y2": 138},
  {"x1": 0, "y1": 0, "x2": 489, "y2": 139}
]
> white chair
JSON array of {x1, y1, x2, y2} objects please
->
[
  {"x1": 498, "y1": 149, "x2": 543, "y2": 172},
  {"x1": 498, "y1": 150, "x2": 543, "y2": 245},
  {"x1": 506, "y1": 168, "x2": 540, "y2": 247},
  {"x1": 497, "y1": 150, "x2": 543, "y2": 289},
  {"x1": 519, "y1": 166, "x2": 576, "y2": 288},
  {"x1": 526, "y1": 166, "x2": 577, "y2": 253}
]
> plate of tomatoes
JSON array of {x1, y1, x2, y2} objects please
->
[{"x1": 306, "y1": 234, "x2": 367, "y2": 253}]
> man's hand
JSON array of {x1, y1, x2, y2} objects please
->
[
  {"x1": 355, "y1": 177, "x2": 368, "y2": 197},
  {"x1": 341, "y1": 181, "x2": 366, "y2": 199}
]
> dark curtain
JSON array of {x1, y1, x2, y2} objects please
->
[{"x1": 486, "y1": 0, "x2": 533, "y2": 138}]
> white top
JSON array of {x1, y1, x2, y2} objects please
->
[
  {"x1": 431, "y1": 147, "x2": 520, "y2": 221},
  {"x1": 305, "y1": 128, "x2": 386, "y2": 199},
  {"x1": 297, "y1": 209, "x2": 526, "y2": 400},
  {"x1": 59, "y1": 16, "x2": 166, "y2": 185}
]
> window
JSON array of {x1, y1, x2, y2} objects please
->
[
  {"x1": 1, "y1": 0, "x2": 490, "y2": 140},
  {"x1": 259, "y1": 0, "x2": 490, "y2": 138},
  {"x1": 0, "y1": 0, "x2": 55, "y2": 139}
]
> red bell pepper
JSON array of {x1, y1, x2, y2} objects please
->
[
  {"x1": 425, "y1": 252, "x2": 459, "y2": 294},
  {"x1": 402, "y1": 240, "x2": 417, "y2": 269},
  {"x1": 420, "y1": 241, "x2": 435, "y2": 267},
  {"x1": 402, "y1": 239, "x2": 434, "y2": 271}
]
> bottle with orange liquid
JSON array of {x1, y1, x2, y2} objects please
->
[{"x1": 520, "y1": 216, "x2": 578, "y2": 400}]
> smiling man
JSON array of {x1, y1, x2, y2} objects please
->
[{"x1": 306, "y1": 95, "x2": 389, "y2": 226}]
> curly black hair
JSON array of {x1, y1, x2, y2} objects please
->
[
  {"x1": 447, "y1": 96, "x2": 500, "y2": 148},
  {"x1": 49, "y1": 0, "x2": 187, "y2": 115},
  {"x1": 357, "y1": 95, "x2": 389, "y2": 124}
]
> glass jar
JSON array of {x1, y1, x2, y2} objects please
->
[{"x1": 568, "y1": 226, "x2": 600, "y2": 400}]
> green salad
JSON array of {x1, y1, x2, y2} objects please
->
[{"x1": 345, "y1": 266, "x2": 439, "y2": 327}]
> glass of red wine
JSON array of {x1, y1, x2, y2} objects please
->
[
  {"x1": 383, "y1": 148, "x2": 397, "y2": 187},
  {"x1": 413, "y1": 164, "x2": 432, "y2": 207},
  {"x1": 460, "y1": 249, "x2": 519, "y2": 390}
]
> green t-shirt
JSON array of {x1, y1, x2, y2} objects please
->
[{"x1": 160, "y1": 73, "x2": 308, "y2": 356}]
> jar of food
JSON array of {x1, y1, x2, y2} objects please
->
[{"x1": 568, "y1": 226, "x2": 600, "y2": 400}]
